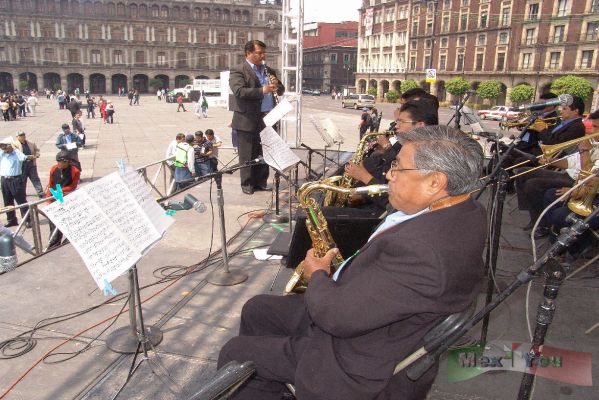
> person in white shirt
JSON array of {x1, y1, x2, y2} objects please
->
[
  {"x1": 27, "y1": 95, "x2": 38, "y2": 116},
  {"x1": 165, "y1": 133, "x2": 185, "y2": 171}
]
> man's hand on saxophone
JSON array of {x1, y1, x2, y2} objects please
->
[
  {"x1": 302, "y1": 247, "x2": 339, "y2": 281},
  {"x1": 345, "y1": 161, "x2": 373, "y2": 184}
]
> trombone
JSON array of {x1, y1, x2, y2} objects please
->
[{"x1": 484, "y1": 131, "x2": 599, "y2": 179}]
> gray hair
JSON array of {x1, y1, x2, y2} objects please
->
[{"x1": 400, "y1": 125, "x2": 483, "y2": 195}]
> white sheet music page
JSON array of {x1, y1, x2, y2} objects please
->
[
  {"x1": 263, "y1": 97, "x2": 293, "y2": 127},
  {"x1": 120, "y1": 167, "x2": 173, "y2": 235},
  {"x1": 84, "y1": 171, "x2": 162, "y2": 253},
  {"x1": 260, "y1": 126, "x2": 300, "y2": 172},
  {"x1": 42, "y1": 190, "x2": 141, "y2": 289}
]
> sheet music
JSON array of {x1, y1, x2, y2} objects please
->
[
  {"x1": 263, "y1": 97, "x2": 293, "y2": 127},
  {"x1": 321, "y1": 118, "x2": 344, "y2": 144},
  {"x1": 43, "y1": 190, "x2": 141, "y2": 288},
  {"x1": 260, "y1": 126, "x2": 300, "y2": 172},
  {"x1": 42, "y1": 168, "x2": 175, "y2": 290},
  {"x1": 121, "y1": 167, "x2": 173, "y2": 235},
  {"x1": 83, "y1": 172, "x2": 161, "y2": 253}
]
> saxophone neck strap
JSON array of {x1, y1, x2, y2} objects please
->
[{"x1": 429, "y1": 193, "x2": 471, "y2": 213}]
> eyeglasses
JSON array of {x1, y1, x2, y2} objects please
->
[
  {"x1": 388, "y1": 160, "x2": 425, "y2": 178},
  {"x1": 395, "y1": 119, "x2": 418, "y2": 125}
]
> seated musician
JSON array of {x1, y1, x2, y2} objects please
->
[
  {"x1": 516, "y1": 96, "x2": 587, "y2": 235},
  {"x1": 513, "y1": 92, "x2": 560, "y2": 155},
  {"x1": 345, "y1": 98, "x2": 439, "y2": 212},
  {"x1": 217, "y1": 125, "x2": 487, "y2": 400},
  {"x1": 543, "y1": 109, "x2": 599, "y2": 251}
]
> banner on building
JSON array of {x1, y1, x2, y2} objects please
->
[{"x1": 364, "y1": 8, "x2": 373, "y2": 37}]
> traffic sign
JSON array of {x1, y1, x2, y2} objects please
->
[{"x1": 425, "y1": 69, "x2": 437, "y2": 83}]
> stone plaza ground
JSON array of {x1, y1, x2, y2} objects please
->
[{"x1": 0, "y1": 95, "x2": 598, "y2": 399}]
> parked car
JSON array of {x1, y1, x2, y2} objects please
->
[
  {"x1": 477, "y1": 106, "x2": 520, "y2": 121},
  {"x1": 342, "y1": 93, "x2": 376, "y2": 109},
  {"x1": 302, "y1": 88, "x2": 322, "y2": 96}
]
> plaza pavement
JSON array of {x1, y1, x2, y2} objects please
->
[{"x1": 0, "y1": 96, "x2": 598, "y2": 399}]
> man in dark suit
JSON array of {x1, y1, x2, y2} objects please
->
[
  {"x1": 229, "y1": 39, "x2": 285, "y2": 195},
  {"x1": 217, "y1": 125, "x2": 487, "y2": 400},
  {"x1": 515, "y1": 95, "x2": 587, "y2": 235}
]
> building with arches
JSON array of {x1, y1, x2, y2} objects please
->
[
  {"x1": 0, "y1": 0, "x2": 282, "y2": 94},
  {"x1": 356, "y1": 0, "x2": 599, "y2": 106}
]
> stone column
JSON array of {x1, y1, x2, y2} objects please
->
[
  {"x1": 429, "y1": 82, "x2": 438, "y2": 97},
  {"x1": 505, "y1": 86, "x2": 513, "y2": 106},
  {"x1": 106, "y1": 75, "x2": 112, "y2": 94}
]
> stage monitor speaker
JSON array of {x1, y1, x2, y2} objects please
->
[{"x1": 286, "y1": 207, "x2": 382, "y2": 270}]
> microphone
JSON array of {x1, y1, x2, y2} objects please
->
[
  {"x1": 165, "y1": 194, "x2": 207, "y2": 213},
  {"x1": 511, "y1": 94, "x2": 573, "y2": 112},
  {"x1": 475, "y1": 132, "x2": 503, "y2": 140},
  {"x1": 0, "y1": 233, "x2": 17, "y2": 273},
  {"x1": 245, "y1": 156, "x2": 264, "y2": 165}
]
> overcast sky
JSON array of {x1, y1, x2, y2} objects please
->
[{"x1": 303, "y1": 0, "x2": 362, "y2": 23}]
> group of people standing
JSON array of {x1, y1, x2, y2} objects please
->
[
  {"x1": 166, "y1": 129, "x2": 222, "y2": 191},
  {"x1": 1, "y1": 91, "x2": 39, "y2": 121}
]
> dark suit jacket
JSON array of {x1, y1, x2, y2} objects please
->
[
  {"x1": 228, "y1": 61, "x2": 284, "y2": 133},
  {"x1": 295, "y1": 198, "x2": 487, "y2": 400},
  {"x1": 538, "y1": 118, "x2": 585, "y2": 146}
]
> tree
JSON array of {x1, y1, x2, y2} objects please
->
[
  {"x1": 177, "y1": 77, "x2": 191, "y2": 88},
  {"x1": 509, "y1": 84, "x2": 534, "y2": 104},
  {"x1": 445, "y1": 77, "x2": 470, "y2": 97},
  {"x1": 367, "y1": 87, "x2": 377, "y2": 96},
  {"x1": 149, "y1": 77, "x2": 164, "y2": 91},
  {"x1": 476, "y1": 80, "x2": 502, "y2": 104},
  {"x1": 18, "y1": 80, "x2": 29, "y2": 90},
  {"x1": 400, "y1": 79, "x2": 419, "y2": 93},
  {"x1": 385, "y1": 90, "x2": 399, "y2": 103},
  {"x1": 53, "y1": 83, "x2": 62, "y2": 91},
  {"x1": 550, "y1": 75, "x2": 593, "y2": 100}
]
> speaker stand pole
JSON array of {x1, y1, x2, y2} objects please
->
[{"x1": 207, "y1": 174, "x2": 248, "y2": 286}]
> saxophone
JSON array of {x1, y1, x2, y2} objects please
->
[
  {"x1": 323, "y1": 131, "x2": 394, "y2": 207},
  {"x1": 284, "y1": 182, "x2": 388, "y2": 294}
]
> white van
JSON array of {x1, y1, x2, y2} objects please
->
[{"x1": 342, "y1": 93, "x2": 376, "y2": 109}]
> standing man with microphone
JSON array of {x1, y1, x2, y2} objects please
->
[{"x1": 229, "y1": 39, "x2": 284, "y2": 195}]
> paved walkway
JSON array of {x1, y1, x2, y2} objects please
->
[{"x1": 0, "y1": 96, "x2": 597, "y2": 400}]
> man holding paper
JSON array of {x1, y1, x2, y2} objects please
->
[
  {"x1": 56, "y1": 123, "x2": 83, "y2": 171},
  {"x1": 229, "y1": 39, "x2": 284, "y2": 195}
]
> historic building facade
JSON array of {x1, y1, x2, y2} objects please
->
[
  {"x1": 356, "y1": 0, "x2": 599, "y2": 105},
  {"x1": 0, "y1": 0, "x2": 282, "y2": 93},
  {"x1": 302, "y1": 21, "x2": 358, "y2": 94}
]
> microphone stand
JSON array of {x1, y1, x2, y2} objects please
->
[
  {"x1": 447, "y1": 91, "x2": 473, "y2": 131},
  {"x1": 263, "y1": 170, "x2": 289, "y2": 223},
  {"x1": 300, "y1": 143, "x2": 341, "y2": 177},
  {"x1": 404, "y1": 208, "x2": 599, "y2": 399}
]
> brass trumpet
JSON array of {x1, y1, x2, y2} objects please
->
[
  {"x1": 499, "y1": 113, "x2": 561, "y2": 132},
  {"x1": 500, "y1": 131, "x2": 599, "y2": 175}
]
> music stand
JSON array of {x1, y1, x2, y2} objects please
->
[
  {"x1": 106, "y1": 269, "x2": 162, "y2": 353},
  {"x1": 110, "y1": 265, "x2": 184, "y2": 399}
]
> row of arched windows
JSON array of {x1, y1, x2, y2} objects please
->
[{"x1": 1, "y1": 0, "x2": 252, "y2": 23}]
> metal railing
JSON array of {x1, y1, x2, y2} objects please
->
[{"x1": 0, "y1": 157, "x2": 175, "y2": 268}]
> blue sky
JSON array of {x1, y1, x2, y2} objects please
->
[{"x1": 303, "y1": 0, "x2": 362, "y2": 23}]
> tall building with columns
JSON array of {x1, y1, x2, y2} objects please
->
[
  {"x1": 0, "y1": 0, "x2": 282, "y2": 94},
  {"x1": 356, "y1": 0, "x2": 599, "y2": 105}
]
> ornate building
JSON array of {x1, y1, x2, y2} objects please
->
[
  {"x1": 0, "y1": 0, "x2": 282, "y2": 93},
  {"x1": 303, "y1": 21, "x2": 358, "y2": 94},
  {"x1": 356, "y1": 0, "x2": 599, "y2": 105}
]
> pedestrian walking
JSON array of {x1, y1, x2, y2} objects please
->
[
  {"x1": 176, "y1": 94, "x2": 187, "y2": 112},
  {"x1": 13, "y1": 131, "x2": 44, "y2": 198}
]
